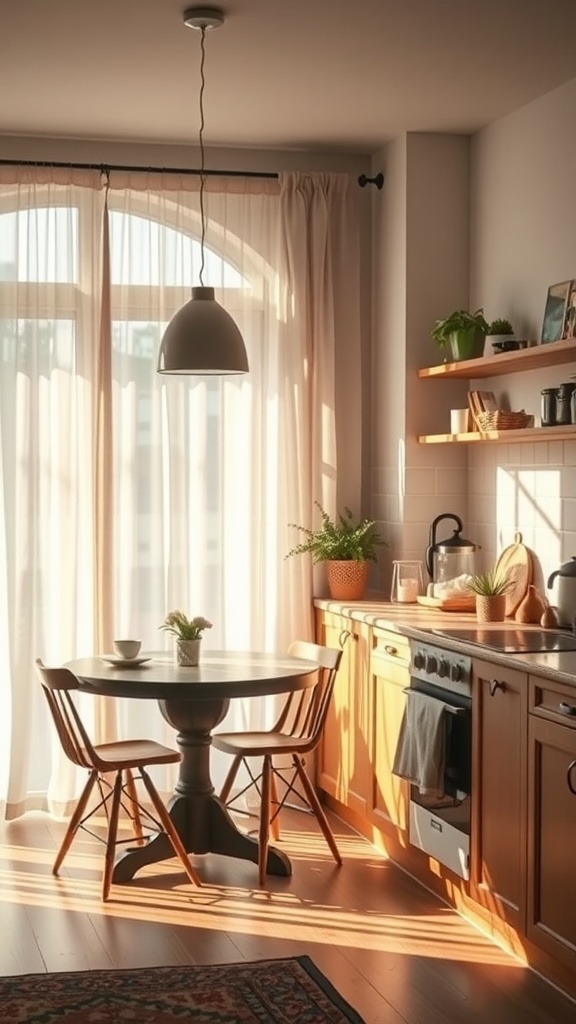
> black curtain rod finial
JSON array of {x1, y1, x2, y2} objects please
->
[{"x1": 358, "y1": 172, "x2": 384, "y2": 190}]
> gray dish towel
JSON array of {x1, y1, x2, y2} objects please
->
[{"x1": 392, "y1": 690, "x2": 447, "y2": 796}]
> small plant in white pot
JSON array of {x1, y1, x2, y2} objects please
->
[
  {"x1": 160, "y1": 611, "x2": 212, "y2": 666},
  {"x1": 286, "y1": 502, "x2": 386, "y2": 601},
  {"x1": 486, "y1": 317, "x2": 516, "y2": 355}
]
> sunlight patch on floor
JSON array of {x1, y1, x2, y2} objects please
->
[{"x1": 0, "y1": 840, "x2": 519, "y2": 967}]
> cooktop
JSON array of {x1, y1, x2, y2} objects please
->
[{"x1": 429, "y1": 628, "x2": 576, "y2": 654}]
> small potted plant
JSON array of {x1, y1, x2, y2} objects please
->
[
  {"x1": 467, "y1": 568, "x2": 511, "y2": 623},
  {"x1": 486, "y1": 317, "x2": 516, "y2": 354},
  {"x1": 431, "y1": 308, "x2": 489, "y2": 362},
  {"x1": 286, "y1": 502, "x2": 385, "y2": 601},
  {"x1": 160, "y1": 610, "x2": 212, "y2": 666}
]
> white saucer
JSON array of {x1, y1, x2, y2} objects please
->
[{"x1": 100, "y1": 655, "x2": 152, "y2": 668}]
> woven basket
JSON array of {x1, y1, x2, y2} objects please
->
[{"x1": 476, "y1": 409, "x2": 530, "y2": 431}]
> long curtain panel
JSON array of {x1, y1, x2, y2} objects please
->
[
  {"x1": 0, "y1": 166, "x2": 360, "y2": 816},
  {"x1": 0, "y1": 167, "x2": 105, "y2": 817}
]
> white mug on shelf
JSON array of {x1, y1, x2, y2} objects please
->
[{"x1": 450, "y1": 408, "x2": 470, "y2": 434}]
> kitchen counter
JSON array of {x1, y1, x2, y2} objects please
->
[{"x1": 314, "y1": 596, "x2": 576, "y2": 686}]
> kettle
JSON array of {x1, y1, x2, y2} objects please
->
[
  {"x1": 547, "y1": 556, "x2": 576, "y2": 628},
  {"x1": 426, "y1": 513, "x2": 477, "y2": 596}
]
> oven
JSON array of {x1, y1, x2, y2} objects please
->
[{"x1": 407, "y1": 641, "x2": 472, "y2": 880}]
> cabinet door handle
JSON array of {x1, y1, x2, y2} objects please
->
[
  {"x1": 339, "y1": 629, "x2": 354, "y2": 649},
  {"x1": 558, "y1": 701, "x2": 576, "y2": 717},
  {"x1": 489, "y1": 678, "x2": 505, "y2": 696},
  {"x1": 567, "y1": 760, "x2": 576, "y2": 796},
  {"x1": 384, "y1": 644, "x2": 398, "y2": 656}
]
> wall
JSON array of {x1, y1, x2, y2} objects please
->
[
  {"x1": 369, "y1": 78, "x2": 576, "y2": 602},
  {"x1": 370, "y1": 133, "x2": 472, "y2": 595},
  {"x1": 469, "y1": 77, "x2": 576, "y2": 596}
]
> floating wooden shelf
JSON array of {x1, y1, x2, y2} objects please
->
[
  {"x1": 418, "y1": 338, "x2": 576, "y2": 380},
  {"x1": 418, "y1": 425, "x2": 576, "y2": 445}
]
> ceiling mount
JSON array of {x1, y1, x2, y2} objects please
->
[{"x1": 183, "y1": 7, "x2": 224, "y2": 31}]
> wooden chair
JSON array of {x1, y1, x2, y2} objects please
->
[
  {"x1": 35, "y1": 658, "x2": 201, "y2": 900},
  {"x1": 213, "y1": 640, "x2": 343, "y2": 886}
]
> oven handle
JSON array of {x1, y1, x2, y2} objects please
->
[{"x1": 402, "y1": 687, "x2": 465, "y2": 715}]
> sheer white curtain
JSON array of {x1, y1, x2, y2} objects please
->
[
  {"x1": 0, "y1": 166, "x2": 360, "y2": 815},
  {"x1": 0, "y1": 167, "x2": 105, "y2": 817}
]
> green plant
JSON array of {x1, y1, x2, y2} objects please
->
[
  {"x1": 431, "y1": 308, "x2": 489, "y2": 348},
  {"x1": 466, "y1": 568, "x2": 511, "y2": 597},
  {"x1": 487, "y1": 318, "x2": 514, "y2": 335},
  {"x1": 286, "y1": 502, "x2": 385, "y2": 563},
  {"x1": 160, "y1": 611, "x2": 213, "y2": 640}
]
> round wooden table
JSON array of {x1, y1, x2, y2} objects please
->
[{"x1": 66, "y1": 650, "x2": 318, "y2": 883}]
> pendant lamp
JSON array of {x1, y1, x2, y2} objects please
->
[{"x1": 157, "y1": 7, "x2": 249, "y2": 376}]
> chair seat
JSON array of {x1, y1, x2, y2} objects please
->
[
  {"x1": 213, "y1": 731, "x2": 309, "y2": 757},
  {"x1": 93, "y1": 739, "x2": 181, "y2": 770}
]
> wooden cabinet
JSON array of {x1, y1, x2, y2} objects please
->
[
  {"x1": 527, "y1": 675, "x2": 576, "y2": 971},
  {"x1": 417, "y1": 337, "x2": 576, "y2": 445},
  {"x1": 470, "y1": 658, "x2": 527, "y2": 932},
  {"x1": 369, "y1": 629, "x2": 410, "y2": 833},
  {"x1": 315, "y1": 610, "x2": 371, "y2": 818}
]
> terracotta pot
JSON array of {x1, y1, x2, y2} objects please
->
[
  {"x1": 325, "y1": 560, "x2": 369, "y2": 601},
  {"x1": 175, "y1": 638, "x2": 201, "y2": 666},
  {"x1": 475, "y1": 594, "x2": 507, "y2": 623}
]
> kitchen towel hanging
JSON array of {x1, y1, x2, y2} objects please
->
[{"x1": 392, "y1": 690, "x2": 447, "y2": 796}]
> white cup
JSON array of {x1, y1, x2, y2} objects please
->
[
  {"x1": 450, "y1": 408, "x2": 470, "y2": 434},
  {"x1": 112, "y1": 639, "x2": 142, "y2": 659}
]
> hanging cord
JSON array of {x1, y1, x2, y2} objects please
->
[{"x1": 198, "y1": 25, "x2": 207, "y2": 286}]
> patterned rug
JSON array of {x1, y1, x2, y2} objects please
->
[{"x1": 0, "y1": 956, "x2": 365, "y2": 1023}]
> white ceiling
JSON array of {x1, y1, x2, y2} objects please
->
[{"x1": 2, "y1": 0, "x2": 576, "y2": 153}]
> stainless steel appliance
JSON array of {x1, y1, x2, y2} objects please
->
[
  {"x1": 425, "y1": 513, "x2": 477, "y2": 597},
  {"x1": 429, "y1": 627, "x2": 576, "y2": 653},
  {"x1": 547, "y1": 557, "x2": 576, "y2": 629},
  {"x1": 407, "y1": 640, "x2": 472, "y2": 880}
]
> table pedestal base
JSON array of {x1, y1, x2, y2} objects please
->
[{"x1": 113, "y1": 694, "x2": 292, "y2": 884}]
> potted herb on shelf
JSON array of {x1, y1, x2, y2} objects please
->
[
  {"x1": 467, "y1": 568, "x2": 511, "y2": 623},
  {"x1": 486, "y1": 317, "x2": 516, "y2": 354},
  {"x1": 431, "y1": 308, "x2": 489, "y2": 362},
  {"x1": 286, "y1": 502, "x2": 386, "y2": 601}
]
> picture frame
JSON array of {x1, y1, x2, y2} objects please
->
[
  {"x1": 561, "y1": 281, "x2": 576, "y2": 340},
  {"x1": 541, "y1": 280, "x2": 573, "y2": 344}
]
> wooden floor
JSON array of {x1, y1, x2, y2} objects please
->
[{"x1": 0, "y1": 806, "x2": 575, "y2": 1024}]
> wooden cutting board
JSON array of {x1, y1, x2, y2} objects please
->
[
  {"x1": 416, "y1": 594, "x2": 476, "y2": 613},
  {"x1": 494, "y1": 531, "x2": 533, "y2": 616}
]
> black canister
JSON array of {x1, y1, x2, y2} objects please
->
[
  {"x1": 557, "y1": 382, "x2": 576, "y2": 425},
  {"x1": 541, "y1": 388, "x2": 558, "y2": 426}
]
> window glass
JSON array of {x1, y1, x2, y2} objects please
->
[
  {"x1": 109, "y1": 211, "x2": 247, "y2": 288},
  {"x1": 0, "y1": 208, "x2": 77, "y2": 282}
]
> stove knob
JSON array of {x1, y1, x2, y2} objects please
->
[
  {"x1": 438, "y1": 658, "x2": 449, "y2": 678},
  {"x1": 426, "y1": 654, "x2": 438, "y2": 674},
  {"x1": 413, "y1": 651, "x2": 426, "y2": 671},
  {"x1": 451, "y1": 663, "x2": 463, "y2": 682}
]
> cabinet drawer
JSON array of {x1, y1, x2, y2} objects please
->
[
  {"x1": 529, "y1": 675, "x2": 576, "y2": 729},
  {"x1": 372, "y1": 630, "x2": 410, "y2": 667}
]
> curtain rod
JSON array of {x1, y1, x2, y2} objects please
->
[
  {"x1": 0, "y1": 158, "x2": 380, "y2": 187},
  {"x1": 0, "y1": 158, "x2": 278, "y2": 179}
]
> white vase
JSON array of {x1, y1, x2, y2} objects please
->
[{"x1": 175, "y1": 638, "x2": 201, "y2": 666}]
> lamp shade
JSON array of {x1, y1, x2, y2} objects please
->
[{"x1": 157, "y1": 286, "x2": 249, "y2": 375}]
